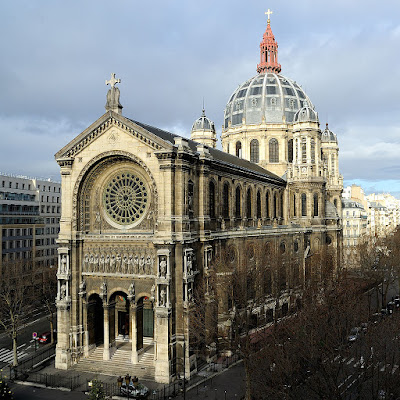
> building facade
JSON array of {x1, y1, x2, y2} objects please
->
[
  {"x1": 0, "y1": 174, "x2": 61, "y2": 285},
  {"x1": 54, "y1": 18, "x2": 343, "y2": 383}
]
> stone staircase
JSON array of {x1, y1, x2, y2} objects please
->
[{"x1": 71, "y1": 341, "x2": 155, "y2": 380}]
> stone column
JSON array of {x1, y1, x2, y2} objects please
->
[
  {"x1": 130, "y1": 303, "x2": 138, "y2": 363},
  {"x1": 103, "y1": 304, "x2": 110, "y2": 360},
  {"x1": 154, "y1": 307, "x2": 171, "y2": 383},
  {"x1": 82, "y1": 300, "x2": 89, "y2": 357}
]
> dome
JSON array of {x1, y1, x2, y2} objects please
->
[
  {"x1": 321, "y1": 123, "x2": 337, "y2": 143},
  {"x1": 191, "y1": 109, "x2": 215, "y2": 133},
  {"x1": 223, "y1": 72, "x2": 314, "y2": 129},
  {"x1": 293, "y1": 101, "x2": 319, "y2": 123}
]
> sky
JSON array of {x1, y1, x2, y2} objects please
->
[{"x1": 1, "y1": 0, "x2": 400, "y2": 196}]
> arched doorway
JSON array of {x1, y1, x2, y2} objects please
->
[
  {"x1": 110, "y1": 291, "x2": 129, "y2": 342},
  {"x1": 137, "y1": 297, "x2": 154, "y2": 350},
  {"x1": 87, "y1": 294, "x2": 104, "y2": 346}
]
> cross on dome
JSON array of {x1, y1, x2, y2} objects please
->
[
  {"x1": 265, "y1": 9, "x2": 273, "y2": 22},
  {"x1": 105, "y1": 73, "x2": 121, "y2": 88}
]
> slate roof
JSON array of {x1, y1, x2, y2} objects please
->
[{"x1": 129, "y1": 119, "x2": 285, "y2": 185}]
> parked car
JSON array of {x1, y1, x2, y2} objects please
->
[
  {"x1": 386, "y1": 301, "x2": 395, "y2": 314},
  {"x1": 347, "y1": 327, "x2": 361, "y2": 342},
  {"x1": 394, "y1": 296, "x2": 400, "y2": 308},
  {"x1": 120, "y1": 382, "x2": 149, "y2": 398},
  {"x1": 38, "y1": 331, "x2": 57, "y2": 344}
]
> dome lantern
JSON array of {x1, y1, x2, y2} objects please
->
[{"x1": 257, "y1": 10, "x2": 281, "y2": 74}]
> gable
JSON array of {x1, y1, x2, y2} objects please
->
[{"x1": 55, "y1": 111, "x2": 173, "y2": 161}]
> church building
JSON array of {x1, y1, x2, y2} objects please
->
[{"x1": 54, "y1": 14, "x2": 342, "y2": 383}]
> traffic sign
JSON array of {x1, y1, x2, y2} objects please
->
[{"x1": 32, "y1": 332, "x2": 37, "y2": 339}]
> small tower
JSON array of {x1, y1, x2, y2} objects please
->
[
  {"x1": 257, "y1": 9, "x2": 281, "y2": 74},
  {"x1": 190, "y1": 109, "x2": 217, "y2": 148},
  {"x1": 321, "y1": 123, "x2": 343, "y2": 213},
  {"x1": 288, "y1": 102, "x2": 325, "y2": 225}
]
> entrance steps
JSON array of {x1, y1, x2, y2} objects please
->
[{"x1": 71, "y1": 342, "x2": 155, "y2": 380}]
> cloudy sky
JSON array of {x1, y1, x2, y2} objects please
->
[{"x1": 1, "y1": 0, "x2": 400, "y2": 196}]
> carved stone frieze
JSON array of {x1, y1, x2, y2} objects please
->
[{"x1": 83, "y1": 246, "x2": 155, "y2": 276}]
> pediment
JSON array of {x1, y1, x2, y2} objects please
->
[{"x1": 55, "y1": 111, "x2": 174, "y2": 161}]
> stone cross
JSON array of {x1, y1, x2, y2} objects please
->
[
  {"x1": 105, "y1": 73, "x2": 121, "y2": 88},
  {"x1": 265, "y1": 9, "x2": 273, "y2": 22}
]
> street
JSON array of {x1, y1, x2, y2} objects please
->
[{"x1": 0, "y1": 308, "x2": 55, "y2": 369}]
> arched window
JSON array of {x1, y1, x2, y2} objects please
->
[
  {"x1": 273, "y1": 192, "x2": 277, "y2": 218},
  {"x1": 250, "y1": 139, "x2": 259, "y2": 163},
  {"x1": 280, "y1": 193, "x2": 284, "y2": 218},
  {"x1": 235, "y1": 186, "x2": 241, "y2": 218},
  {"x1": 223, "y1": 183, "x2": 229, "y2": 219},
  {"x1": 246, "y1": 188, "x2": 252, "y2": 219},
  {"x1": 313, "y1": 193, "x2": 319, "y2": 217},
  {"x1": 209, "y1": 181, "x2": 215, "y2": 218},
  {"x1": 334, "y1": 198, "x2": 338, "y2": 209},
  {"x1": 269, "y1": 139, "x2": 279, "y2": 163},
  {"x1": 288, "y1": 139, "x2": 293, "y2": 163},
  {"x1": 266, "y1": 191, "x2": 270, "y2": 218},
  {"x1": 301, "y1": 137, "x2": 307, "y2": 163},
  {"x1": 236, "y1": 141, "x2": 242, "y2": 158},
  {"x1": 311, "y1": 139, "x2": 315, "y2": 163},
  {"x1": 301, "y1": 193, "x2": 307, "y2": 216},
  {"x1": 256, "y1": 191, "x2": 261, "y2": 219}
]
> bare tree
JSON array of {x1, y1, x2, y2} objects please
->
[
  {"x1": 39, "y1": 269, "x2": 57, "y2": 344},
  {"x1": 0, "y1": 260, "x2": 34, "y2": 366}
]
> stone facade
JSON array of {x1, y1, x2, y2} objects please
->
[{"x1": 54, "y1": 18, "x2": 343, "y2": 384}]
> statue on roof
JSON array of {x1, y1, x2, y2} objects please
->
[{"x1": 105, "y1": 73, "x2": 123, "y2": 115}]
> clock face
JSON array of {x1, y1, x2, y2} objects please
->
[{"x1": 103, "y1": 170, "x2": 148, "y2": 226}]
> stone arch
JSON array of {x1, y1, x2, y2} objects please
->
[{"x1": 72, "y1": 151, "x2": 158, "y2": 232}]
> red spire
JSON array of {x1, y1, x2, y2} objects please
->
[{"x1": 257, "y1": 17, "x2": 281, "y2": 74}]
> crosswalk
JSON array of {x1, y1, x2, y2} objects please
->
[{"x1": 0, "y1": 347, "x2": 28, "y2": 364}]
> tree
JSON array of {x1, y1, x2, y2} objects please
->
[
  {"x1": 0, "y1": 260, "x2": 34, "y2": 366},
  {"x1": 87, "y1": 379, "x2": 105, "y2": 400},
  {"x1": 39, "y1": 270, "x2": 57, "y2": 344}
]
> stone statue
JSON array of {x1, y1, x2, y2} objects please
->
[
  {"x1": 105, "y1": 73, "x2": 122, "y2": 114},
  {"x1": 186, "y1": 253, "x2": 192, "y2": 274},
  {"x1": 100, "y1": 282, "x2": 107, "y2": 301},
  {"x1": 160, "y1": 288, "x2": 166, "y2": 307},
  {"x1": 83, "y1": 253, "x2": 89, "y2": 271},
  {"x1": 60, "y1": 282, "x2": 67, "y2": 299},
  {"x1": 145, "y1": 256, "x2": 152, "y2": 275},
  {"x1": 139, "y1": 256, "x2": 145, "y2": 274},
  {"x1": 128, "y1": 255, "x2": 133, "y2": 274},
  {"x1": 60, "y1": 254, "x2": 67, "y2": 274},
  {"x1": 133, "y1": 255, "x2": 139, "y2": 274},
  {"x1": 128, "y1": 282, "x2": 135, "y2": 301},
  {"x1": 116, "y1": 253, "x2": 122, "y2": 272},
  {"x1": 150, "y1": 284, "x2": 155, "y2": 301},
  {"x1": 122, "y1": 254, "x2": 128, "y2": 274},
  {"x1": 99, "y1": 254, "x2": 105, "y2": 272},
  {"x1": 110, "y1": 254, "x2": 116, "y2": 270},
  {"x1": 105, "y1": 255, "x2": 110, "y2": 272},
  {"x1": 159, "y1": 257, "x2": 167, "y2": 277}
]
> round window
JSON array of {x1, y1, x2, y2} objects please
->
[{"x1": 103, "y1": 171, "x2": 149, "y2": 226}]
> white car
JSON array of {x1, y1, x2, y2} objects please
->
[{"x1": 120, "y1": 382, "x2": 149, "y2": 398}]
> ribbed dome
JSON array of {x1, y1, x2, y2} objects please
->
[
  {"x1": 191, "y1": 109, "x2": 215, "y2": 133},
  {"x1": 223, "y1": 72, "x2": 314, "y2": 129},
  {"x1": 321, "y1": 123, "x2": 337, "y2": 143},
  {"x1": 293, "y1": 101, "x2": 319, "y2": 123}
]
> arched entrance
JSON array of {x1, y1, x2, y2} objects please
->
[
  {"x1": 87, "y1": 294, "x2": 104, "y2": 346},
  {"x1": 109, "y1": 291, "x2": 130, "y2": 343},
  {"x1": 136, "y1": 297, "x2": 154, "y2": 350}
]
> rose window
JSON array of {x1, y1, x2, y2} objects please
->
[{"x1": 103, "y1": 171, "x2": 148, "y2": 225}]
